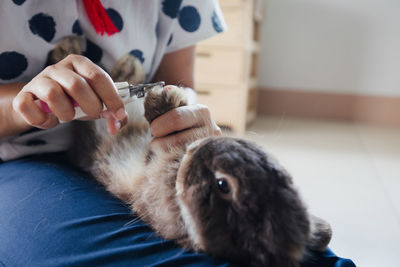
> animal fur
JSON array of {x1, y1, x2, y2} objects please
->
[
  {"x1": 48, "y1": 36, "x2": 332, "y2": 266},
  {"x1": 70, "y1": 86, "x2": 332, "y2": 267}
]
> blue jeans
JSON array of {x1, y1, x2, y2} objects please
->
[{"x1": 0, "y1": 153, "x2": 355, "y2": 267}]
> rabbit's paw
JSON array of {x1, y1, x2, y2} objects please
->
[
  {"x1": 46, "y1": 36, "x2": 83, "y2": 65},
  {"x1": 110, "y1": 53, "x2": 146, "y2": 85},
  {"x1": 144, "y1": 85, "x2": 187, "y2": 124}
]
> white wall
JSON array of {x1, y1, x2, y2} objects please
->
[{"x1": 258, "y1": 0, "x2": 400, "y2": 97}]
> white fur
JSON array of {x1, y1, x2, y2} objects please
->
[
  {"x1": 92, "y1": 98, "x2": 151, "y2": 199},
  {"x1": 175, "y1": 149, "x2": 204, "y2": 250},
  {"x1": 177, "y1": 196, "x2": 202, "y2": 248}
]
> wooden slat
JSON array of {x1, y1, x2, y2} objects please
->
[
  {"x1": 195, "y1": 47, "x2": 245, "y2": 87},
  {"x1": 257, "y1": 88, "x2": 400, "y2": 127},
  {"x1": 219, "y1": 0, "x2": 245, "y2": 8}
]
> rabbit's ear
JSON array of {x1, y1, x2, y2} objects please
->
[{"x1": 307, "y1": 215, "x2": 332, "y2": 251}]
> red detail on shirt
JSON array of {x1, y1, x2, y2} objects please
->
[{"x1": 82, "y1": 0, "x2": 119, "y2": 36}]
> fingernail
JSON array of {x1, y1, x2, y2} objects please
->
[
  {"x1": 114, "y1": 108, "x2": 127, "y2": 121},
  {"x1": 115, "y1": 120, "x2": 121, "y2": 130}
]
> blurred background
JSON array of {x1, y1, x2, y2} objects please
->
[{"x1": 196, "y1": 0, "x2": 400, "y2": 266}]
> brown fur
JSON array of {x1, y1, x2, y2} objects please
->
[
  {"x1": 47, "y1": 36, "x2": 146, "y2": 83},
  {"x1": 144, "y1": 85, "x2": 188, "y2": 124},
  {"x1": 46, "y1": 36, "x2": 83, "y2": 65},
  {"x1": 49, "y1": 36, "x2": 332, "y2": 266},
  {"x1": 110, "y1": 54, "x2": 146, "y2": 84},
  {"x1": 70, "y1": 86, "x2": 332, "y2": 267}
]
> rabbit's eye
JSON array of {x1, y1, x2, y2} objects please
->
[{"x1": 216, "y1": 178, "x2": 230, "y2": 194}]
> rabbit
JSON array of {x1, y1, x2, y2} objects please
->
[
  {"x1": 69, "y1": 84, "x2": 332, "y2": 267},
  {"x1": 47, "y1": 36, "x2": 332, "y2": 266}
]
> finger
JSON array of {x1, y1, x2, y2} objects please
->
[
  {"x1": 106, "y1": 117, "x2": 122, "y2": 135},
  {"x1": 61, "y1": 55, "x2": 127, "y2": 121},
  {"x1": 13, "y1": 90, "x2": 49, "y2": 127},
  {"x1": 106, "y1": 117, "x2": 117, "y2": 135},
  {"x1": 150, "y1": 105, "x2": 211, "y2": 138},
  {"x1": 150, "y1": 127, "x2": 209, "y2": 151},
  {"x1": 39, "y1": 114, "x2": 59, "y2": 129},
  {"x1": 101, "y1": 110, "x2": 127, "y2": 135},
  {"x1": 44, "y1": 66, "x2": 103, "y2": 118},
  {"x1": 29, "y1": 76, "x2": 77, "y2": 122},
  {"x1": 13, "y1": 90, "x2": 60, "y2": 129}
]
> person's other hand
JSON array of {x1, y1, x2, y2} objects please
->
[
  {"x1": 12, "y1": 54, "x2": 127, "y2": 135},
  {"x1": 149, "y1": 104, "x2": 222, "y2": 151}
]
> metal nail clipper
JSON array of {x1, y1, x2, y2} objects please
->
[
  {"x1": 35, "y1": 81, "x2": 165, "y2": 122},
  {"x1": 115, "y1": 81, "x2": 165, "y2": 103}
]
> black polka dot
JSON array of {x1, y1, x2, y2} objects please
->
[
  {"x1": 167, "y1": 34, "x2": 173, "y2": 46},
  {"x1": 106, "y1": 8, "x2": 123, "y2": 32},
  {"x1": 129, "y1": 50, "x2": 145, "y2": 64},
  {"x1": 25, "y1": 139, "x2": 47, "y2": 146},
  {"x1": 178, "y1": 6, "x2": 201, "y2": 33},
  {"x1": 84, "y1": 39, "x2": 103, "y2": 63},
  {"x1": 72, "y1": 20, "x2": 83, "y2": 36},
  {"x1": 0, "y1": 51, "x2": 28, "y2": 80},
  {"x1": 28, "y1": 13, "x2": 56, "y2": 42},
  {"x1": 212, "y1": 11, "x2": 224, "y2": 33},
  {"x1": 162, "y1": 0, "x2": 182, "y2": 19},
  {"x1": 12, "y1": 0, "x2": 26, "y2": 5}
]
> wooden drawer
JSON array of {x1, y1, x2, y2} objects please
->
[
  {"x1": 196, "y1": 88, "x2": 244, "y2": 127},
  {"x1": 195, "y1": 47, "x2": 245, "y2": 86},
  {"x1": 201, "y1": 6, "x2": 247, "y2": 47},
  {"x1": 219, "y1": 0, "x2": 245, "y2": 7}
]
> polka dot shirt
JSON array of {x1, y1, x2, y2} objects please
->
[{"x1": 0, "y1": 0, "x2": 227, "y2": 161}]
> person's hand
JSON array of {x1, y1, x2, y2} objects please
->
[
  {"x1": 12, "y1": 54, "x2": 127, "y2": 135},
  {"x1": 149, "y1": 104, "x2": 222, "y2": 151}
]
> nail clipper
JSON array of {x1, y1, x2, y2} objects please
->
[{"x1": 35, "y1": 81, "x2": 165, "y2": 122}]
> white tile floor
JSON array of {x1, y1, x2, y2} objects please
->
[{"x1": 242, "y1": 116, "x2": 400, "y2": 267}]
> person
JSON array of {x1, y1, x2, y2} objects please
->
[{"x1": 0, "y1": 1, "x2": 355, "y2": 266}]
